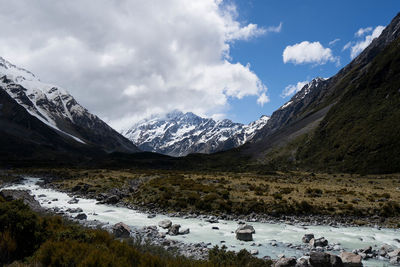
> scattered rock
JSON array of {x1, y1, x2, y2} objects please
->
[
  {"x1": 75, "y1": 213, "x2": 87, "y2": 220},
  {"x1": 179, "y1": 228, "x2": 190, "y2": 235},
  {"x1": 274, "y1": 257, "x2": 297, "y2": 267},
  {"x1": 309, "y1": 252, "x2": 342, "y2": 267},
  {"x1": 296, "y1": 257, "x2": 310, "y2": 267},
  {"x1": 340, "y1": 252, "x2": 362, "y2": 267},
  {"x1": 38, "y1": 194, "x2": 47, "y2": 198},
  {"x1": 388, "y1": 248, "x2": 400, "y2": 258},
  {"x1": 67, "y1": 207, "x2": 83, "y2": 213},
  {"x1": 104, "y1": 195, "x2": 119, "y2": 204},
  {"x1": 361, "y1": 246, "x2": 372, "y2": 254},
  {"x1": 212, "y1": 226, "x2": 219, "y2": 230},
  {"x1": 390, "y1": 256, "x2": 400, "y2": 265},
  {"x1": 113, "y1": 222, "x2": 131, "y2": 238},
  {"x1": 302, "y1": 234, "x2": 315, "y2": 243},
  {"x1": 68, "y1": 198, "x2": 79, "y2": 204},
  {"x1": 158, "y1": 219, "x2": 172, "y2": 229},
  {"x1": 310, "y1": 237, "x2": 328, "y2": 247},
  {"x1": 250, "y1": 249, "x2": 258, "y2": 255},
  {"x1": 168, "y1": 224, "x2": 181, "y2": 236},
  {"x1": 147, "y1": 214, "x2": 156, "y2": 218}
]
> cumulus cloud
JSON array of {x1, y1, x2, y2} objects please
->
[
  {"x1": 283, "y1": 41, "x2": 338, "y2": 65},
  {"x1": 0, "y1": 0, "x2": 276, "y2": 130},
  {"x1": 281, "y1": 80, "x2": 309, "y2": 98},
  {"x1": 349, "y1": 26, "x2": 385, "y2": 59},
  {"x1": 355, "y1": 27, "x2": 373, "y2": 37}
]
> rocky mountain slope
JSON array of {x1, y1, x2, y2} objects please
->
[
  {"x1": 243, "y1": 12, "x2": 400, "y2": 174},
  {"x1": 0, "y1": 57, "x2": 139, "y2": 154},
  {"x1": 122, "y1": 111, "x2": 269, "y2": 156}
]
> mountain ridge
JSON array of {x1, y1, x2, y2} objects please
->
[
  {"x1": 122, "y1": 110, "x2": 269, "y2": 156},
  {"x1": 0, "y1": 57, "x2": 140, "y2": 154}
]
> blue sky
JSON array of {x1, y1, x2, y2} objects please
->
[{"x1": 225, "y1": 0, "x2": 400, "y2": 124}]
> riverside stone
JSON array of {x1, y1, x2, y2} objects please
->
[
  {"x1": 340, "y1": 252, "x2": 362, "y2": 267},
  {"x1": 113, "y1": 222, "x2": 131, "y2": 238}
]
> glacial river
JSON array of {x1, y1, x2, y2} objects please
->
[{"x1": 2, "y1": 177, "x2": 399, "y2": 267}]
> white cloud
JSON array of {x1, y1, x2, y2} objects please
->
[
  {"x1": 350, "y1": 26, "x2": 385, "y2": 59},
  {"x1": 281, "y1": 80, "x2": 309, "y2": 98},
  {"x1": 266, "y1": 22, "x2": 283, "y2": 33},
  {"x1": 0, "y1": 0, "x2": 275, "y2": 130},
  {"x1": 355, "y1": 27, "x2": 372, "y2": 37},
  {"x1": 329, "y1": 38, "x2": 340, "y2": 46},
  {"x1": 257, "y1": 92, "x2": 270, "y2": 106},
  {"x1": 342, "y1": 41, "x2": 352, "y2": 51},
  {"x1": 283, "y1": 41, "x2": 338, "y2": 65}
]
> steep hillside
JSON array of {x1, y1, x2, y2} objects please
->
[
  {"x1": 122, "y1": 111, "x2": 269, "y2": 156},
  {"x1": 0, "y1": 57, "x2": 139, "y2": 153},
  {"x1": 243, "y1": 12, "x2": 400, "y2": 174},
  {"x1": 296, "y1": 36, "x2": 400, "y2": 173}
]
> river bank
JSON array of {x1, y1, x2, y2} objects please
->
[{"x1": 2, "y1": 176, "x2": 400, "y2": 266}]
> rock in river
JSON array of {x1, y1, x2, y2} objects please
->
[
  {"x1": 340, "y1": 252, "x2": 362, "y2": 267},
  {"x1": 274, "y1": 257, "x2": 297, "y2": 267},
  {"x1": 158, "y1": 219, "x2": 172, "y2": 229},
  {"x1": 113, "y1": 222, "x2": 131, "y2": 238},
  {"x1": 75, "y1": 213, "x2": 87, "y2": 220},
  {"x1": 310, "y1": 237, "x2": 328, "y2": 247},
  {"x1": 236, "y1": 228, "x2": 253, "y2": 241},
  {"x1": 302, "y1": 233, "x2": 315, "y2": 243},
  {"x1": 168, "y1": 224, "x2": 181, "y2": 236},
  {"x1": 309, "y1": 252, "x2": 343, "y2": 267}
]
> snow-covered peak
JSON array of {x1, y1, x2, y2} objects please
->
[
  {"x1": 279, "y1": 77, "x2": 327, "y2": 110},
  {"x1": 122, "y1": 111, "x2": 270, "y2": 156}
]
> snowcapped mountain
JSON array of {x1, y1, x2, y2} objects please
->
[
  {"x1": 121, "y1": 110, "x2": 269, "y2": 156},
  {"x1": 0, "y1": 57, "x2": 139, "y2": 153}
]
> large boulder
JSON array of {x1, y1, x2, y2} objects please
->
[
  {"x1": 236, "y1": 224, "x2": 256, "y2": 234},
  {"x1": 340, "y1": 252, "x2": 362, "y2": 267},
  {"x1": 104, "y1": 195, "x2": 120, "y2": 204},
  {"x1": 388, "y1": 248, "x2": 400, "y2": 258},
  {"x1": 302, "y1": 234, "x2": 315, "y2": 243},
  {"x1": 158, "y1": 219, "x2": 172, "y2": 229},
  {"x1": 236, "y1": 228, "x2": 253, "y2": 241},
  {"x1": 75, "y1": 213, "x2": 87, "y2": 220},
  {"x1": 168, "y1": 224, "x2": 181, "y2": 236},
  {"x1": 0, "y1": 189, "x2": 42, "y2": 211},
  {"x1": 113, "y1": 222, "x2": 131, "y2": 238},
  {"x1": 274, "y1": 257, "x2": 296, "y2": 267},
  {"x1": 309, "y1": 252, "x2": 343, "y2": 267},
  {"x1": 296, "y1": 257, "x2": 310, "y2": 267},
  {"x1": 390, "y1": 256, "x2": 400, "y2": 265},
  {"x1": 310, "y1": 237, "x2": 328, "y2": 247}
]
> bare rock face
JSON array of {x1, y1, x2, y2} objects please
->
[
  {"x1": 340, "y1": 252, "x2": 362, "y2": 267},
  {"x1": 113, "y1": 222, "x2": 131, "y2": 238}
]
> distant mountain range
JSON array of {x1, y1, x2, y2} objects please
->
[
  {"x1": 121, "y1": 111, "x2": 269, "y2": 156},
  {"x1": 0, "y1": 56, "x2": 139, "y2": 162}
]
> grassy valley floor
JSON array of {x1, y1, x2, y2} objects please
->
[{"x1": 10, "y1": 168, "x2": 400, "y2": 228}]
